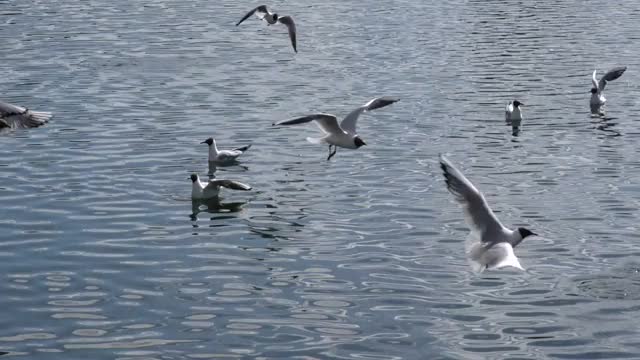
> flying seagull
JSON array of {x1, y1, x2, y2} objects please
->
[
  {"x1": 439, "y1": 155, "x2": 537, "y2": 272},
  {"x1": 190, "y1": 173, "x2": 252, "y2": 200},
  {"x1": 591, "y1": 66, "x2": 627, "y2": 115},
  {"x1": 273, "y1": 97, "x2": 399, "y2": 160},
  {"x1": 236, "y1": 5, "x2": 297, "y2": 53},
  {"x1": 0, "y1": 100, "x2": 51, "y2": 129},
  {"x1": 201, "y1": 138, "x2": 251, "y2": 165}
]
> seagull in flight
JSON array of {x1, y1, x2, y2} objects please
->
[
  {"x1": 0, "y1": 100, "x2": 52, "y2": 129},
  {"x1": 591, "y1": 66, "x2": 627, "y2": 115},
  {"x1": 439, "y1": 155, "x2": 537, "y2": 272},
  {"x1": 236, "y1": 5, "x2": 297, "y2": 53},
  {"x1": 190, "y1": 173, "x2": 252, "y2": 200},
  {"x1": 273, "y1": 97, "x2": 399, "y2": 160},
  {"x1": 201, "y1": 138, "x2": 251, "y2": 165}
]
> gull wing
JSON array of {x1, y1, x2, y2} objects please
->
[
  {"x1": 274, "y1": 113, "x2": 342, "y2": 135},
  {"x1": 440, "y1": 155, "x2": 505, "y2": 241},
  {"x1": 599, "y1": 66, "x2": 627, "y2": 91},
  {"x1": 340, "y1": 97, "x2": 399, "y2": 134},
  {"x1": 211, "y1": 179, "x2": 252, "y2": 191},
  {"x1": 0, "y1": 100, "x2": 51, "y2": 128},
  {"x1": 277, "y1": 16, "x2": 297, "y2": 53},
  {"x1": 236, "y1": 5, "x2": 269, "y2": 26},
  {"x1": 592, "y1": 69, "x2": 599, "y2": 90}
]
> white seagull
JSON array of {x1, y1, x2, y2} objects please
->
[
  {"x1": 591, "y1": 66, "x2": 627, "y2": 115},
  {"x1": 273, "y1": 97, "x2": 399, "y2": 160},
  {"x1": 236, "y1": 5, "x2": 297, "y2": 53},
  {"x1": 190, "y1": 173, "x2": 252, "y2": 200},
  {"x1": 505, "y1": 100, "x2": 523, "y2": 125},
  {"x1": 201, "y1": 138, "x2": 251, "y2": 165},
  {"x1": 0, "y1": 100, "x2": 52, "y2": 129},
  {"x1": 439, "y1": 155, "x2": 537, "y2": 272}
]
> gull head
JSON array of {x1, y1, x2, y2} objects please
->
[
  {"x1": 513, "y1": 100, "x2": 524, "y2": 108},
  {"x1": 273, "y1": 13, "x2": 279, "y2": 21},
  {"x1": 590, "y1": 88, "x2": 598, "y2": 94},
  {"x1": 518, "y1": 227, "x2": 537, "y2": 239},
  {"x1": 190, "y1": 173, "x2": 199, "y2": 183},
  {"x1": 354, "y1": 136, "x2": 366, "y2": 148},
  {"x1": 201, "y1": 138, "x2": 214, "y2": 146}
]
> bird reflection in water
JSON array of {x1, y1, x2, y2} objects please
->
[
  {"x1": 190, "y1": 197, "x2": 247, "y2": 220},
  {"x1": 592, "y1": 115, "x2": 621, "y2": 137}
]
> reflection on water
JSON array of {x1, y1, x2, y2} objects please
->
[{"x1": 1, "y1": 0, "x2": 640, "y2": 358}]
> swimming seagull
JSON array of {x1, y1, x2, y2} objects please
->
[
  {"x1": 273, "y1": 97, "x2": 399, "y2": 160},
  {"x1": 0, "y1": 100, "x2": 52, "y2": 129},
  {"x1": 591, "y1": 66, "x2": 627, "y2": 115},
  {"x1": 190, "y1": 173, "x2": 252, "y2": 200},
  {"x1": 236, "y1": 5, "x2": 297, "y2": 53},
  {"x1": 439, "y1": 155, "x2": 537, "y2": 272},
  {"x1": 201, "y1": 138, "x2": 251, "y2": 165},
  {"x1": 505, "y1": 100, "x2": 524, "y2": 136}
]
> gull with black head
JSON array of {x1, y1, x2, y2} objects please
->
[
  {"x1": 236, "y1": 5, "x2": 297, "y2": 53},
  {"x1": 273, "y1": 97, "x2": 399, "y2": 160},
  {"x1": 590, "y1": 66, "x2": 627, "y2": 115},
  {"x1": 190, "y1": 173, "x2": 252, "y2": 200},
  {"x1": 439, "y1": 155, "x2": 537, "y2": 272},
  {"x1": 201, "y1": 138, "x2": 251, "y2": 165}
]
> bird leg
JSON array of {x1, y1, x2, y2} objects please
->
[{"x1": 327, "y1": 145, "x2": 337, "y2": 161}]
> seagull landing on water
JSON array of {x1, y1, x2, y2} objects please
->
[
  {"x1": 505, "y1": 100, "x2": 524, "y2": 136},
  {"x1": 439, "y1": 155, "x2": 538, "y2": 272},
  {"x1": 273, "y1": 97, "x2": 399, "y2": 160},
  {"x1": 190, "y1": 173, "x2": 252, "y2": 200},
  {"x1": 0, "y1": 100, "x2": 52, "y2": 130},
  {"x1": 591, "y1": 66, "x2": 627, "y2": 115},
  {"x1": 236, "y1": 5, "x2": 297, "y2": 53},
  {"x1": 201, "y1": 138, "x2": 251, "y2": 165}
]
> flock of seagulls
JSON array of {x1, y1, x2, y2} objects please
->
[{"x1": 2, "y1": 4, "x2": 632, "y2": 273}]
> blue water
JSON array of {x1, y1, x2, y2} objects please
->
[{"x1": 1, "y1": 0, "x2": 640, "y2": 358}]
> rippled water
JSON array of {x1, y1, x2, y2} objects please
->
[{"x1": 1, "y1": 0, "x2": 640, "y2": 358}]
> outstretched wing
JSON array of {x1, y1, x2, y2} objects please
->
[
  {"x1": 274, "y1": 113, "x2": 342, "y2": 135},
  {"x1": 439, "y1": 155, "x2": 505, "y2": 241},
  {"x1": 340, "y1": 97, "x2": 399, "y2": 134},
  {"x1": 0, "y1": 100, "x2": 51, "y2": 128},
  {"x1": 277, "y1": 16, "x2": 297, "y2": 53},
  {"x1": 591, "y1": 69, "x2": 599, "y2": 90},
  {"x1": 599, "y1": 66, "x2": 627, "y2": 91},
  {"x1": 212, "y1": 179, "x2": 252, "y2": 191},
  {"x1": 236, "y1": 5, "x2": 269, "y2": 26}
]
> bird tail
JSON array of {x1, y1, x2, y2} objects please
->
[{"x1": 233, "y1": 144, "x2": 252, "y2": 152}]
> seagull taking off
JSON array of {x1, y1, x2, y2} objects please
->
[
  {"x1": 201, "y1": 138, "x2": 251, "y2": 165},
  {"x1": 0, "y1": 100, "x2": 52, "y2": 129},
  {"x1": 273, "y1": 97, "x2": 399, "y2": 160},
  {"x1": 236, "y1": 5, "x2": 297, "y2": 53},
  {"x1": 591, "y1": 66, "x2": 627, "y2": 115},
  {"x1": 190, "y1": 173, "x2": 252, "y2": 200},
  {"x1": 439, "y1": 155, "x2": 537, "y2": 272}
]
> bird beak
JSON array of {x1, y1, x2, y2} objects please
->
[
  {"x1": 532, "y1": 232, "x2": 539, "y2": 236},
  {"x1": 200, "y1": 141, "x2": 207, "y2": 144}
]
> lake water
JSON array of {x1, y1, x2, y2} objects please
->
[{"x1": 1, "y1": 0, "x2": 640, "y2": 358}]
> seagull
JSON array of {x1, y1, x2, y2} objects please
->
[
  {"x1": 591, "y1": 66, "x2": 627, "y2": 115},
  {"x1": 190, "y1": 173, "x2": 252, "y2": 200},
  {"x1": 273, "y1": 97, "x2": 399, "y2": 160},
  {"x1": 505, "y1": 100, "x2": 524, "y2": 136},
  {"x1": 439, "y1": 155, "x2": 537, "y2": 272},
  {"x1": 201, "y1": 138, "x2": 251, "y2": 165},
  {"x1": 236, "y1": 5, "x2": 297, "y2": 53},
  {"x1": 0, "y1": 100, "x2": 52, "y2": 129}
]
